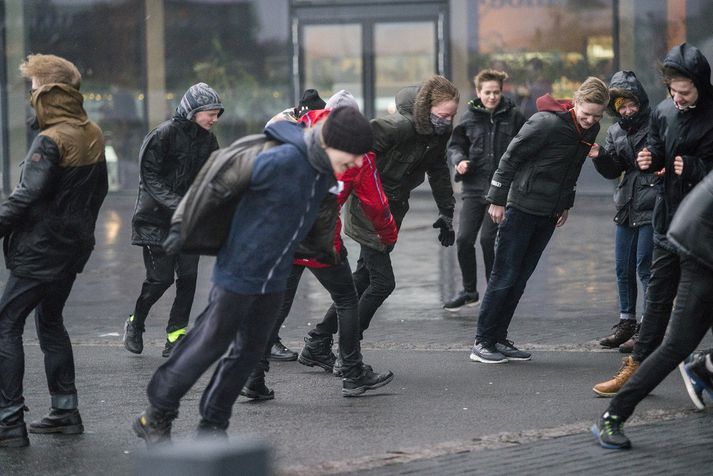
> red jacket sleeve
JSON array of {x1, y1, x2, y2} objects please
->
[{"x1": 350, "y1": 152, "x2": 398, "y2": 245}]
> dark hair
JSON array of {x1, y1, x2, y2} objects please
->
[
  {"x1": 660, "y1": 64, "x2": 691, "y2": 86},
  {"x1": 474, "y1": 69, "x2": 508, "y2": 91}
]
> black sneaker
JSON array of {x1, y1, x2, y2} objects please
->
[
  {"x1": 495, "y1": 340, "x2": 532, "y2": 361},
  {"x1": 333, "y1": 358, "x2": 374, "y2": 378},
  {"x1": 133, "y1": 406, "x2": 178, "y2": 448},
  {"x1": 29, "y1": 408, "x2": 84, "y2": 434},
  {"x1": 297, "y1": 335, "x2": 336, "y2": 372},
  {"x1": 240, "y1": 378, "x2": 275, "y2": 401},
  {"x1": 123, "y1": 316, "x2": 144, "y2": 354},
  {"x1": 342, "y1": 369, "x2": 394, "y2": 397},
  {"x1": 443, "y1": 291, "x2": 479, "y2": 312},
  {"x1": 0, "y1": 410, "x2": 29, "y2": 448},
  {"x1": 469, "y1": 342, "x2": 508, "y2": 364},
  {"x1": 268, "y1": 341, "x2": 298, "y2": 362},
  {"x1": 591, "y1": 411, "x2": 631, "y2": 449},
  {"x1": 162, "y1": 334, "x2": 185, "y2": 358},
  {"x1": 196, "y1": 419, "x2": 229, "y2": 440}
]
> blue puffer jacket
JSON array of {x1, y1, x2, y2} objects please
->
[{"x1": 212, "y1": 121, "x2": 335, "y2": 295}]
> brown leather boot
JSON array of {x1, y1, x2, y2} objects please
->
[
  {"x1": 618, "y1": 323, "x2": 640, "y2": 353},
  {"x1": 599, "y1": 320, "x2": 636, "y2": 348},
  {"x1": 593, "y1": 356, "x2": 640, "y2": 397}
]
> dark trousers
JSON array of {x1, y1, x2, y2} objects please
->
[
  {"x1": 456, "y1": 196, "x2": 498, "y2": 292},
  {"x1": 632, "y1": 245, "x2": 681, "y2": 363},
  {"x1": 475, "y1": 207, "x2": 557, "y2": 346},
  {"x1": 132, "y1": 245, "x2": 199, "y2": 333},
  {"x1": 609, "y1": 256, "x2": 713, "y2": 420},
  {"x1": 147, "y1": 285, "x2": 283, "y2": 424},
  {"x1": 316, "y1": 244, "x2": 395, "y2": 340},
  {"x1": 0, "y1": 274, "x2": 77, "y2": 421},
  {"x1": 262, "y1": 259, "x2": 362, "y2": 377}
]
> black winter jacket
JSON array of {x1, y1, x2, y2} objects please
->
[
  {"x1": 592, "y1": 70, "x2": 659, "y2": 227},
  {"x1": 132, "y1": 116, "x2": 219, "y2": 246},
  {"x1": 345, "y1": 84, "x2": 455, "y2": 251},
  {"x1": 647, "y1": 44, "x2": 713, "y2": 251},
  {"x1": 448, "y1": 96, "x2": 525, "y2": 198},
  {"x1": 0, "y1": 83, "x2": 108, "y2": 280},
  {"x1": 487, "y1": 96, "x2": 599, "y2": 216}
]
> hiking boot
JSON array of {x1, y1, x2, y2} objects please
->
[
  {"x1": 162, "y1": 333, "x2": 185, "y2": 358},
  {"x1": 268, "y1": 340, "x2": 298, "y2": 362},
  {"x1": 679, "y1": 352, "x2": 713, "y2": 410},
  {"x1": 469, "y1": 342, "x2": 508, "y2": 364},
  {"x1": 599, "y1": 319, "x2": 636, "y2": 348},
  {"x1": 0, "y1": 410, "x2": 29, "y2": 448},
  {"x1": 196, "y1": 419, "x2": 229, "y2": 440},
  {"x1": 495, "y1": 340, "x2": 532, "y2": 361},
  {"x1": 123, "y1": 315, "x2": 144, "y2": 354},
  {"x1": 443, "y1": 290, "x2": 479, "y2": 312},
  {"x1": 592, "y1": 356, "x2": 640, "y2": 397},
  {"x1": 591, "y1": 411, "x2": 631, "y2": 449},
  {"x1": 240, "y1": 377, "x2": 275, "y2": 401},
  {"x1": 333, "y1": 358, "x2": 373, "y2": 378},
  {"x1": 298, "y1": 335, "x2": 336, "y2": 372},
  {"x1": 29, "y1": 408, "x2": 83, "y2": 434},
  {"x1": 342, "y1": 368, "x2": 394, "y2": 397},
  {"x1": 618, "y1": 323, "x2": 640, "y2": 353},
  {"x1": 133, "y1": 406, "x2": 178, "y2": 447}
]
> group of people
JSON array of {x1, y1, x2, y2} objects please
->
[{"x1": 0, "y1": 42, "x2": 712, "y2": 453}]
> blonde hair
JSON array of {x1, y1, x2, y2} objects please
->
[
  {"x1": 19, "y1": 54, "x2": 81, "y2": 89},
  {"x1": 573, "y1": 76, "x2": 609, "y2": 106},
  {"x1": 474, "y1": 69, "x2": 508, "y2": 91},
  {"x1": 425, "y1": 75, "x2": 460, "y2": 106}
]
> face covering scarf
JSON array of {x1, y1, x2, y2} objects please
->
[{"x1": 430, "y1": 113, "x2": 452, "y2": 135}]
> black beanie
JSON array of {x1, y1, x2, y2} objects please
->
[
  {"x1": 297, "y1": 89, "x2": 326, "y2": 114},
  {"x1": 322, "y1": 106, "x2": 373, "y2": 155}
]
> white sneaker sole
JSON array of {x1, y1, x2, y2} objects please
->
[
  {"x1": 469, "y1": 352, "x2": 508, "y2": 364},
  {"x1": 678, "y1": 362, "x2": 705, "y2": 411},
  {"x1": 444, "y1": 301, "x2": 480, "y2": 312}
]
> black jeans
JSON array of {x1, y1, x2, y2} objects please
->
[
  {"x1": 475, "y1": 207, "x2": 557, "y2": 346},
  {"x1": 456, "y1": 196, "x2": 498, "y2": 292},
  {"x1": 0, "y1": 274, "x2": 78, "y2": 422},
  {"x1": 147, "y1": 285, "x2": 283, "y2": 425},
  {"x1": 609, "y1": 256, "x2": 713, "y2": 421},
  {"x1": 632, "y1": 245, "x2": 681, "y2": 363},
  {"x1": 316, "y1": 244, "x2": 395, "y2": 340},
  {"x1": 132, "y1": 245, "x2": 199, "y2": 333}
]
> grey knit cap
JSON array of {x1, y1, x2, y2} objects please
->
[
  {"x1": 176, "y1": 82, "x2": 224, "y2": 120},
  {"x1": 326, "y1": 89, "x2": 360, "y2": 111}
]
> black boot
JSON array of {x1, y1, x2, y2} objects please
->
[
  {"x1": 342, "y1": 368, "x2": 394, "y2": 397},
  {"x1": 0, "y1": 410, "x2": 29, "y2": 448},
  {"x1": 29, "y1": 408, "x2": 83, "y2": 434},
  {"x1": 123, "y1": 315, "x2": 144, "y2": 354},
  {"x1": 240, "y1": 373, "x2": 275, "y2": 401},
  {"x1": 268, "y1": 340, "x2": 298, "y2": 362},
  {"x1": 600, "y1": 320, "x2": 636, "y2": 348},
  {"x1": 196, "y1": 419, "x2": 229, "y2": 440},
  {"x1": 133, "y1": 405, "x2": 178, "y2": 447},
  {"x1": 297, "y1": 335, "x2": 336, "y2": 372}
]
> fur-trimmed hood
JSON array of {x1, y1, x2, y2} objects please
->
[{"x1": 394, "y1": 84, "x2": 435, "y2": 135}]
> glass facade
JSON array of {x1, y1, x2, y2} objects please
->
[{"x1": 0, "y1": 0, "x2": 711, "y2": 193}]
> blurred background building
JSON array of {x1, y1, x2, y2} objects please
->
[{"x1": 0, "y1": 0, "x2": 710, "y2": 194}]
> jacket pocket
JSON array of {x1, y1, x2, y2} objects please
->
[{"x1": 634, "y1": 173, "x2": 659, "y2": 212}]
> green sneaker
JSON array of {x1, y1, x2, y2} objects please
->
[{"x1": 591, "y1": 411, "x2": 631, "y2": 449}]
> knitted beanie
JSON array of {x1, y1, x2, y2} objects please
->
[
  {"x1": 297, "y1": 89, "x2": 326, "y2": 113},
  {"x1": 322, "y1": 106, "x2": 373, "y2": 155},
  {"x1": 325, "y1": 89, "x2": 359, "y2": 111},
  {"x1": 176, "y1": 82, "x2": 224, "y2": 120}
]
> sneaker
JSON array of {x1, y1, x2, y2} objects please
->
[
  {"x1": 133, "y1": 406, "x2": 178, "y2": 448},
  {"x1": 592, "y1": 356, "x2": 640, "y2": 397},
  {"x1": 29, "y1": 408, "x2": 83, "y2": 434},
  {"x1": 599, "y1": 319, "x2": 636, "y2": 348},
  {"x1": 123, "y1": 315, "x2": 144, "y2": 354},
  {"x1": 495, "y1": 340, "x2": 532, "y2": 361},
  {"x1": 297, "y1": 335, "x2": 336, "y2": 372},
  {"x1": 591, "y1": 411, "x2": 631, "y2": 450},
  {"x1": 195, "y1": 419, "x2": 229, "y2": 440},
  {"x1": 0, "y1": 410, "x2": 29, "y2": 448},
  {"x1": 268, "y1": 340, "x2": 298, "y2": 362},
  {"x1": 618, "y1": 323, "x2": 640, "y2": 353},
  {"x1": 443, "y1": 291, "x2": 480, "y2": 312},
  {"x1": 469, "y1": 342, "x2": 508, "y2": 364},
  {"x1": 240, "y1": 379, "x2": 275, "y2": 401},
  {"x1": 333, "y1": 358, "x2": 373, "y2": 378},
  {"x1": 342, "y1": 369, "x2": 394, "y2": 397},
  {"x1": 162, "y1": 333, "x2": 185, "y2": 358},
  {"x1": 679, "y1": 352, "x2": 713, "y2": 410}
]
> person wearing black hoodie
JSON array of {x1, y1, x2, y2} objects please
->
[
  {"x1": 592, "y1": 43, "x2": 713, "y2": 450},
  {"x1": 123, "y1": 83, "x2": 223, "y2": 358},
  {"x1": 589, "y1": 71, "x2": 657, "y2": 356},
  {"x1": 445, "y1": 69, "x2": 525, "y2": 311},
  {"x1": 469, "y1": 77, "x2": 609, "y2": 364}
]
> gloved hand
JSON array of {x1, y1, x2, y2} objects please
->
[
  {"x1": 432, "y1": 215, "x2": 455, "y2": 247},
  {"x1": 162, "y1": 222, "x2": 183, "y2": 255}
]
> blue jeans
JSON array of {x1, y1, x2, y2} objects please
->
[
  {"x1": 614, "y1": 224, "x2": 653, "y2": 318},
  {"x1": 475, "y1": 207, "x2": 557, "y2": 346}
]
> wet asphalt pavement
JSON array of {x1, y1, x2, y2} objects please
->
[{"x1": 1, "y1": 191, "x2": 712, "y2": 475}]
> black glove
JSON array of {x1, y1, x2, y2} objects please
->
[
  {"x1": 385, "y1": 243, "x2": 395, "y2": 253},
  {"x1": 432, "y1": 215, "x2": 455, "y2": 247},
  {"x1": 162, "y1": 222, "x2": 183, "y2": 255}
]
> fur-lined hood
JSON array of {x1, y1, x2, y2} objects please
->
[{"x1": 394, "y1": 84, "x2": 435, "y2": 135}]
